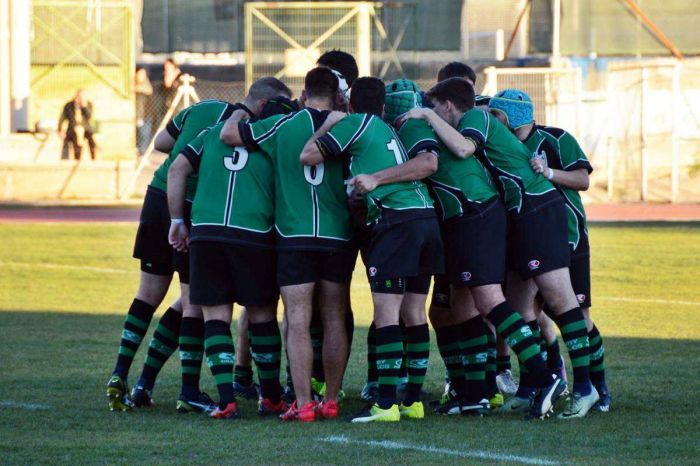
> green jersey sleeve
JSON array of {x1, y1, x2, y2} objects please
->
[
  {"x1": 166, "y1": 107, "x2": 190, "y2": 139},
  {"x1": 316, "y1": 115, "x2": 366, "y2": 159},
  {"x1": 181, "y1": 128, "x2": 210, "y2": 172},
  {"x1": 398, "y1": 119, "x2": 440, "y2": 159},
  {"x1": 558, "y1": 130, "x2": 593, "y2": 173},
  {"x1": 458, "y1": 110, "x2": 490, "y2": 150},
  {"x1": 238, "y1": 114, "x2": 287, "y2": 153}
]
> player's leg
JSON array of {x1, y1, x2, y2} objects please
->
[
  {"x1": 233, "y1": 308, "x2": 259, "y2": 400},
  {"x1": 176, "y1": 296, "x2": 214, "y2": 414},
  {"x1": 495, "y1": 333, "x2": 517, "y2": 395},
  {"x1": 309, "y1": 294, "x2": 326, "y2": 400},
  {"x1": 247, "y1": 301, "x2": 285, "y2": 417},
  {"x1": 397, "y1": 276, "x2": 431, "y2": 419},
  {"x1": 202, "y1": 304, "x2": 239, "y2": 419},
  {"x1": 537, "y1": 300, "x2": 566, "y2": 382},
  {"x1": 361, "y1": 321, "x2": 379, "y2": 402}
]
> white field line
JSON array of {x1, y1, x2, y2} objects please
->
[
  {"x1": 0, "y1": 261, "x2": 131, "y2": 275},
  {"x1": 319, "y1": 435, "x2": 558, "y2": 466},
  {"x1": 598, "y1": 296, "x2": 700, "y2": 307},
  {"x1": 0, "y1": 401, "x2": 50, "y2": 410}
]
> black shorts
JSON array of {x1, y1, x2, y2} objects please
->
[
  {"x1": 507, "y1": 193, "x2": 570, "y2": 279},
  {"x1": 443, "y1": 197, "x2": 506, "y2": 288},
  {"x1": 189, "y1": 241, "x2": 278, "y2": 307},
  {"x1": 570, "y1": 237, "x2": 591, "y2": 308},
  {"x1": 132, "y1": 186, "x2": 191, "y2": 283},
  {"x1": 369, "y1": 274, "x2": 432, "y2": 295},
  {"x1": 277, "y1": 250, "x2": 355, "y2": 287},
  {"x1": 431, "y1": 274, "x2": 451, "y2": 309},
  {"x1": 365, "y1": 209, "x2": 444, "y2": 282}
]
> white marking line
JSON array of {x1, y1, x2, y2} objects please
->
[
  {"x1": 599, "y1": 296, "x2": 700, "y2": 307},
  {"x1": 0, "y1": 401, "x2": 50, "y2": 410},
  {"x1": 319, "y1": 435, "x2": 558, "y2": 466},
  {"x1": 0, "y1": 261, "x2": 131, "y2": 275}
]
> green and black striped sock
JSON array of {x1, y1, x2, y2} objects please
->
[
  {"x1": 486, "y1": 302, "x2": 549, "y2": 386},
  {"x1": 435, "y1": 324, "x2": 467, "y2": 398},
  {"x1": 376, "y1": 325, "x2": 403, "y2": 409},
  {"x1": 588, "y1": 324, "x2": 606, "y2": 387},
  {"x1": 204, "y1": 320, "x2": 236, "y2": 408},
  {"x1": 249, "y1": 319, "x2": 283, "y2": 403},
  {"x1": 496, "y1": 355, "x2": 512, "y2": 373},
  {"x1": 113, "y1": 299, "x2": 156, "y2": 379},
  {"x1": 140, "y1": 307, "x2": 181, "y2": 390},
  {"x1": 459, "y1": 316, "x2": 488, "y2": 402},
  {"x1": 310, "y1": 317, "x2": 325, "y2": 382},
  {"x1": 553, "y1": 308, "x2": 591, "y2": 394},
  {"x1": 547, "y1": 337, "x2": 563, "y2": 371},
  {"x1": 234, "y1": 365, "x2": 253, "y2": 387},
  {"x1": 484, "y1": 326, "x2": 498, "y2": 396},
  {"x1": 366, "y1": 322, "x2": 378, "y2": 383},
  {"x1": 404, "y1": 324, "x2": 430, "y2": 405},
  {"x1": 179, "y1": 316, "x2": 204, "y2": 400}
]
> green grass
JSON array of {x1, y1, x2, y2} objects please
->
[{"x1": 1, "y1": 222, "x2": 699, "y2": 465}]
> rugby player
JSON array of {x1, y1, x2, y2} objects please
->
[
  {"x1": 489, "y1": 89, "x2": 611, "y2": 412},
  {"x1": 221, "y1": 67, "x2": 352, "y2": 422},
  {"x1": 168, "y1": 91, "x2": 296, "y2": 419},
  {"x1": 301, "y1": 77, "x2": 444, "y2": 422},
  {"x1": 405, "y1": 77, "x2": 598, "y2": 419}
]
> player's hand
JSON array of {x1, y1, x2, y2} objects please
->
[
  {"x1": 530, "y1": 157, "x2": 546, "y2": 174},
  {"x1": 349, "y1": 174, "x2": 379, "y2": 194},
  {"x1": 401, "y1": 107, "x2": 429, "y2": 122},
  {"x1": 168, "y1": 222, "x2": 189, "y2": 252}
]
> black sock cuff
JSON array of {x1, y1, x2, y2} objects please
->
[
  {"x1": 486, "y1": 301, "x2": 512, "y2": 326},
  {"x1": 205, "y1": 319, "x2": 231, "y2": 336},
  {"x1": 131, "y1": 299, "x2": 156, "y2": 317},
  {"x1": 405, "y1": 323, "x2": 429, "y2": 340},
  {"x1": 159, "y1": 307, "x2": 182, "y2": 328},
  {"x1": 588, "y1": 324, "x2": 600, "y2": 338},
  {"x1": 459, "y1": 315, "x2": 485, "y2": 339},
  {"x1": 434, "y1": 324, "x2": 457, "y2": 345},
  {"x1": 249, "y1": 319, "x2": 279, "y2": 336},
  {"x1": 375, "y1": 324, "x2": 402, "y2": 342},
  {"x1": 552, "y1": 307, "x2": 583, "y2": 327},
  {"x1": 181, "y1": 316, "x2": 204, "y2": 337}
]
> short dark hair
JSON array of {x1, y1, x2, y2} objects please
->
[
  {"x1": 304, "y1": 67, "x2": 339, "y2": 100},
  {"x1": 427, "y1": 77, "x2": 475, "y2": 112},
  {"x1": 437, "y1": 62, "x2": 477, "y2": 85},
  {"x1": 317, "y1": 50, "x2": 359, "y2": 86},
  {"x1": 350, "y1": 77, "x2": 385, "y2": 116},
  {"x1": 248, "y1": 77, "x2": 293, "y2": 100}
]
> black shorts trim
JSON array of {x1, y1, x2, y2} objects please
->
[
  {"x1": 569, "y1": 253, "x2": 591, "y2": 308},
  {"x1": 365, "y1": 209, "x2": 444, "y2": 281},
  {"x1": 430, "y1": 274, "x2": 451, "y2": 309},
  {"x1": 443, "y1": 197, "x2": 506, "y2": 288},
  {"x1": 190, "y1": 225, "x2": 275, "y2": 249},
  {"x1": 133, "y1": 186, "x2": 191, "y2": 282},
  {"x1": 276, "y1": 235, "x2": 354, "y2": 253},
  {"x1": 189, "y1": 241, "x2": 278, "y2": 307},
  {"x1": 507, "y1": 195, "x2": 570, "y2": 279},
  {"x1": 277, "y1": 250, "x2": 355, "y2": 287}
]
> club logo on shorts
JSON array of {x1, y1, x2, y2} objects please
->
[
  {"x1": 369, "y1": 267, "x2": 377, "y2": 277},
  {"x1": 528, "y1": 260, "x2": 541, "y2": 271},
  {"x1": 576, "y1": 294, "x2": 586, "y2": 304},
  {"x1": 460, "y1": 271, "x2": 472, "y2": 282}
]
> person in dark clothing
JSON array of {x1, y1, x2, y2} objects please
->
[{"x1": 58, "y1": 89, "x2": 98, "y2": 160}]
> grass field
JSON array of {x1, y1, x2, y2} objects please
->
[{"x1": 1, "y1": 222, "x2": 700, "y2": 465}]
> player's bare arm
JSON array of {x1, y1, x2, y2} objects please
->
[
  {"x1": 530, "y1": 157, "x2": 590, "y2": 191},
  {"x1": 299, "y1": 110, "x2": 346, "y2": 166},
  {"x1": 154, "y1": 129, "x2": 176, "y2": 153},
  {"x1": 402, "y1": 107, "x2": 476, "y2": 159},
  {"x1": 350, "y1": 151, "x2": 438, "y2": 194},
  {"x1": 219, "y1": 108, "x2": 250, "y2": 146},
  {"x1": 166, "y1": 154, "x2": 193, "y2": 252}
]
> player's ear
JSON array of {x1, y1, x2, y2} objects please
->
[
  {"x1": 255, "y1": 99, "x2": 268, "y2": 116},
  {"x1": 348, "y1": 101, "x2": 355, "y2": 114},
  {"x1": 299, "y1": 90, "x2": 308, "y2": 108},
  {"x1": 381, "y1": 104, "x2": 386, "y2": 120}
]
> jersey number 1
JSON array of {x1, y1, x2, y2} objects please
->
[{"x1": 387, "y1": 139, "x2": 405, "y2": 165}]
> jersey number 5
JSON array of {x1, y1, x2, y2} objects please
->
[
  {"x1": 304, "y1": 163, "x2": 325, "y2": 186},
  {"x1": 224, "y1": 147, "x2": 249, "y2": 172},
  {"x1": 387, "y1": 139, "x2": 405, "y2": 165}
]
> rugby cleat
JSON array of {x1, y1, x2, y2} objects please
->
[
  {"x1": 210, "y1": 402, "x2": 240, "y2": 420},
  {"x1": 282, "y1": 384, "x2": 296, "y2": 404},
  {"x1": 558, "y1": 386, "x2": 600, "y2": 419},
  {"x1": 311, "y1": 377, "x2": 326, "y2": 402},
  {"x1": 594, "y1": 383, "x2": 612, "y2": 412},
  {"x1": 316, "y1": 400, "x2": 339, "y2": 420},
  {"x1": 176, "y1": 392, "x2": 216, "y2": 414},
  {"x1": 349, "y1": 403, "x2": 400, "y2": 423},
  {"x1": 360, "y1": 382, "x2": 379, "y2": 403},
  {"x1": 399, "y1": 401, "x2": 424, "y2": 419},
  {"x1": 461, "y1": 399, "x2": 490, "y2": 416},
  {"x1": 529, "y1": 375, "x2": 568, "y2": 419},
  {"x1": 489, "y1": 393, "x2": 504, "y2": 409},
  {"x1": 106, "y1": 375, "x2": 133, "y2": 412},
  {"x1": 496, "y1": 369, "x2": 519, "y2": 395},
  {"x1": 499, "y1": 396, "x2": 531, "y2": 414},
  {"x1": 130, "y1": 384, "x2": 154, "y2": 408},
  {"x1": 233, "y1": 381, "x2": 260, "y2": 400},
  {"x1": 280, "y1": 401, "x2": 317, "y2": 422},
  {"x1": 258, "y1": 398, "x2": 288, "y2": 417}
]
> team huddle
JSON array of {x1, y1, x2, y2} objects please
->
[{"x1": 106, "y1": 50, "x2": 610, "y2": 423}]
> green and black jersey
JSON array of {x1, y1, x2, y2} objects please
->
[
  {"x1": 238, "y1": 108, "x2": 353, "y2": 252},
  {"x1": 397, "y1": 118, "x2": 498, "y2": 221},
  {"x1": 181, "y1": 122, "x2": 275, "y2": 249},
  {"x1": 150, "y1": 100, "x2": 245, "y2": 201},
  {"x1": 316, "y1": 113, "x2": 433, "y2": 224},
  {"x1": 458, "y1": 109, "x2": 555, "y2": 213},
  {"x1": 523, "y1": 125, "x2": 593, "y2": 250}
]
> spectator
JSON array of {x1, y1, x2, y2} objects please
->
[
  {"x1": 58, "y1": 89, "x2": 98, "y2": 160},
  {"x1": 160, "y1": 58, "x2": 181, "y2": 116},
  {"x1": 135, "y1": 67, "x2": 154, "y2": 155}
]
